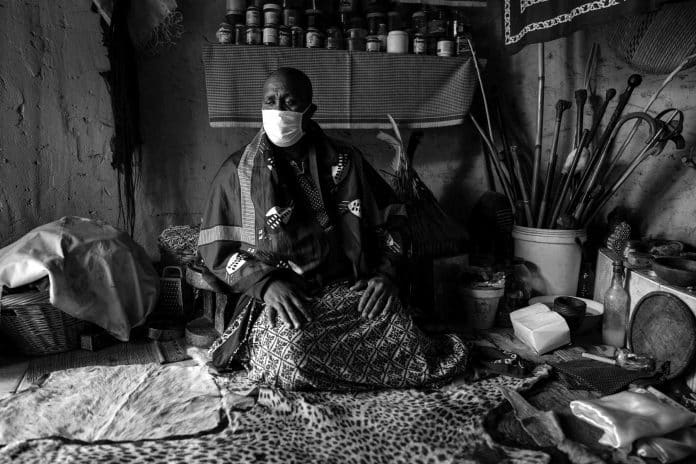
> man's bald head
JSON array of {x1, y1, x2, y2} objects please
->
[{"x1": 263, "y1": 68, "x2": 313, "y2": 107}]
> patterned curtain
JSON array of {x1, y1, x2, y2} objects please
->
[{"x1": 503, "y1": 0, "x2": 669, "y2": 53}]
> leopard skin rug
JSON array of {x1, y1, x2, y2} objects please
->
[{"x1": 0, "y1": 367, "x2": 552, "y2": 463}]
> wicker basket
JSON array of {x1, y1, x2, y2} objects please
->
[
  {"x1": 606, "y1": 3, "x2": 696, "y2": 74},
  {"x1": 0, "y1": 291, "x2": 90, "y2": 356},
  {"x1": 158, "y1": 225, "x2": 200, "y2": 268}
]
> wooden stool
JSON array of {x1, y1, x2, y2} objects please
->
[{"x1": 184, "y1": 265, "x2": 235, "y2": 347}]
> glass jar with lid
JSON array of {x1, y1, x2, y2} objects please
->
[
  {"x1": 306, "y1": 27, "x2": 324, "y2": 48},
  {"x1": 411, "y1": 10, "x2": 427, "y2": 35},
  {"x1": 366, "y1": 12, "x2": 386, "y2": 35},
  {"x1": 346, "y1": 27, "x2": 367, "y2": 51},
  {"x1": 291, "y1": 26, "x2": 305, "y2": 47},
  {"x1": 413, "y1": 33, "x2": 426, "y2": 54},
  {"x1": 263, "y1": 4, "x2": 281, "y2": 27},
  {"x1": 325, "y1": 26, "x2": 344, "y2": 49},
  {"x1": 246, "y1": 5, "x2": 261, "y2": 27},
  {"x1": 278, "y1": 25, "x2": 291, "y2": 46},
  {"x1": 427, "y1": 7, "x2": 448, "y2": 38},
  {"x1": 234, "y1": 24, "x2": 246, "y2": 44},
  {"x1": 377, "y1": 23, "x2": 387, "y2": 51},
  {"x1": 263, "y1": 25, "x2": 278, "y2": 45},
  {"x1": 216, "y1": 23, "x2": 233, "y2": 43},
  {"x1": 246, "y1": 25, "x2": 262, "y2": 45},
  {"x1": 366, "y1": 35, "x2": 381, "y2": 52}
]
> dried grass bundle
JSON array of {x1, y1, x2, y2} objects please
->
[{"x1": 378, "y1": 116, "x2": 467, "y2": 259}]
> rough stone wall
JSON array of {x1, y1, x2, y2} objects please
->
[{"x1": 1, "y1": 1, "x2": 694, "y2": 257}]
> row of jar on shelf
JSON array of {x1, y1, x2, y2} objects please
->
[{"x1": 216, "y1": 23, "x2": 472, "y2": 56}]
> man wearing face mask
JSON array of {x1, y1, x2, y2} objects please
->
[{"x1": 199, "y1": 68, "x2": 469, "y2": 390}]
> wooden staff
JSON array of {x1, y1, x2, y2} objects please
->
[
  {"x1": 471, "y1": 115, "x2": 517, "y2": 217},
  {"x1": 607, "y1": 54, "x2": 696, "y2": 174},
  {"x1": 571, "y1": 112, "x2": 656, "y2": 222},
  {"x1": 467, "y1": 37, "x2": 497, "y2": 193},
  {"x1": 568, "y1": 77, "x2": 640, "y2": 212},
  {"x1": 537, "y1": 99, "x2": 572, "y2": 228},
  {"x1": 530, "y1": 43, "x2": 545, "y2": 217},
  {"x1": 573, "y1": 89, "x2": 587, "y2": 148},
  {"x1": 583, "y1": 110, "x2": 681, "y2": 225},
  {"x1": 510, "y1": 145, "x2": 534, "y2": 227},
  {"x1": 587, "y1": 88, "x2": 617, "y2": 143},
  {"x1": 494, "y1": 96, "x2": 514, "y2": 179},
  {"x1": 548, "y1": 130, "x2": 590, "y2": 228}
]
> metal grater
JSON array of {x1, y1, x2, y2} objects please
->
[{"x1": 156, "y1": 266, "x2": 184, "y2": 319}]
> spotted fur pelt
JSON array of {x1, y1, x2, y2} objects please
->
[{"x1": 0, "y1": 368, "x2": 551, "y2": 463}]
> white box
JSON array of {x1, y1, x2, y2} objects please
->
[{"x1": 510, "y1": 303, "x2": 571, "y2": 354}]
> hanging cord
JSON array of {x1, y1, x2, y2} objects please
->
[{"x1": 99, "y1": 0, "x2": 142, "y2": 237}]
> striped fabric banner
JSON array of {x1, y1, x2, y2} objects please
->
[{"x1": 202, "y1": 44, "x2": 477, "y2": 129}]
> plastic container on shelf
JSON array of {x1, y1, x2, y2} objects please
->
[
  {"x1": 386, "y1": 30, "x2": 408, "y2": 53},
  {"x1": 511, "y1": 226, "x2": 586, "y2": 296},
  {"x1": 436, "y1": 39, "x2": 454, "y2": 57}
]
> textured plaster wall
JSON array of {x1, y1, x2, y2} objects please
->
[
  {"x1": 0, "y1": 0, "x2": 118, "y2": 247},
  {"x1": 1, "y1": 1, "x2": 695, "y2": 256}
]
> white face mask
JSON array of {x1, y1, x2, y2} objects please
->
[{"x1": 262, "y1": 107, "x2": 308, "y2": 148}]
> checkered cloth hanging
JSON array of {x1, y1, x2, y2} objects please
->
[{"x1": 202, "y1": 44, "x2": 477, "y2": 129}]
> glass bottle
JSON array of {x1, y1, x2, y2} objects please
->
[
  {"x1": 602, "y1": 261, "x2": 629, "y2": 347},
  {"x1": 577, "y1": 261, "x2": 595, "y2": 299},
  {"x1": 453, "y1": 10, "x2": 472, "y2": 57}
]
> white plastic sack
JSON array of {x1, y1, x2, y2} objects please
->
[{"x1": 0, "y1": 217, "x2": 158, "y2": 341}]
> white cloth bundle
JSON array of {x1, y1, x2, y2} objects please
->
[{"x1": 0, "y1": 217, "x2": 158, "y2": 340}]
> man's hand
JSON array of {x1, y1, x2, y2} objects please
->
[
  {"x1": 263, "y1": 280, "x2": 312, "y2": 329},
  {"x1": 350, "y1": 276, "x2": 398, "y2": 320}
]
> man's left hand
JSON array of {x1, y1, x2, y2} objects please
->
[{"x1": 350, "y1": 276, "x2": 398, "y2": 320}]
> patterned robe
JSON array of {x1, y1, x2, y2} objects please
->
[{"x1": 199, "y1": 123, "x2": 469, "y2": 390}]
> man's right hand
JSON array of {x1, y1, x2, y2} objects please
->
[{"x1": 262, "y1": 280, "x2": 312, "y2": 329}]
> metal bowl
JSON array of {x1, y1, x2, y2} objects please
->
[{"x1": 652, "y1": 257, "x2": 696, "y2": 287}]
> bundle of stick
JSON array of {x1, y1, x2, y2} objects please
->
[{"x1": 469, "y1": 44, "x2": 693, "y2": 230}]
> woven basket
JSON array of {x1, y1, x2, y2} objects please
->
[
  {"x1": 606, "y1": 3, "x2": 696, "y2": 74},
  {"x1": 158, "y1": 225, "x2": 200, "y2": 268},
  {"x1": 0, "y1": 291, "x2": 90, "y2": 356}
]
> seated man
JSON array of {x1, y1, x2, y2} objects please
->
[{"x1": 199, "y1": 67, "x2": 468, "y2": 390}]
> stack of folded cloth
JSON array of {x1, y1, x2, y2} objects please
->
[{"x1": 571, "y1": 389, "x2": 696, "y2": 463}]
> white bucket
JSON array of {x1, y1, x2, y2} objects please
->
[{"x1": 512, "y1": 226, "x2": 586, "y2": 296}]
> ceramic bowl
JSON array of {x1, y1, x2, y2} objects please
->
[
  {"x1": 529, "y1": 295, "x2": 603, "y2": 333},
  {"x1": 652, "y1": 257, "x2": 696, "y2": 287}
]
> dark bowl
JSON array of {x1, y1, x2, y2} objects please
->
[
  {"x1": 652, "y1": 257, "x2": 696, "y2": 287},
  {"x1": 553, "y1": 296, "x2": 587, "y2": 336}
]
